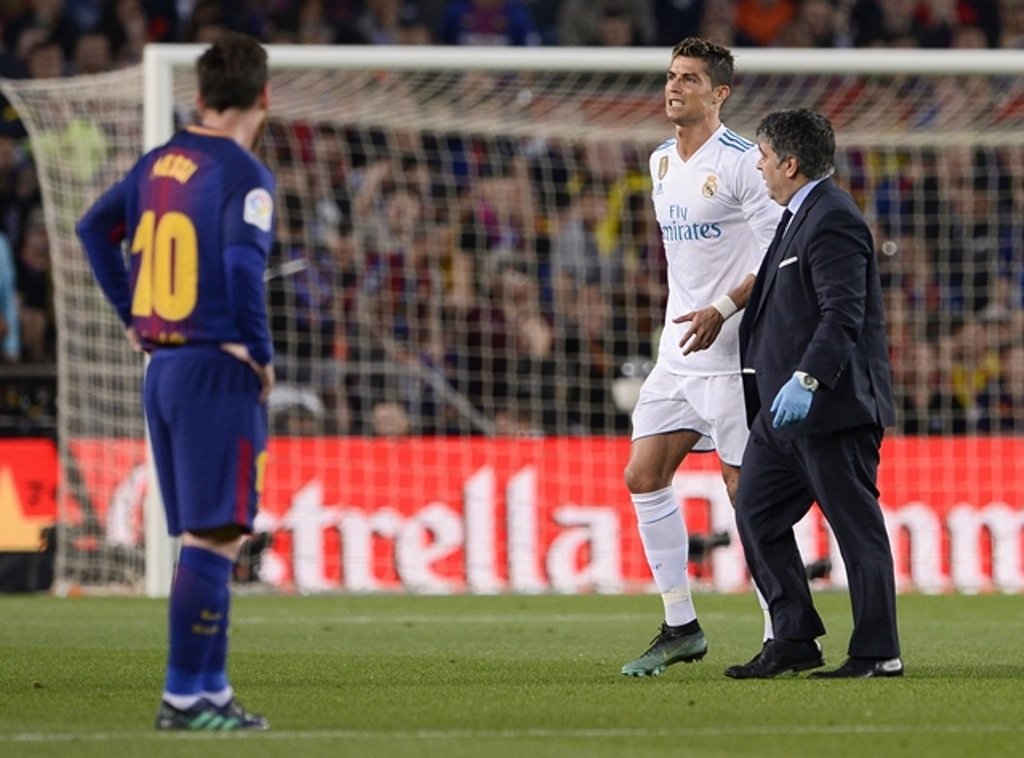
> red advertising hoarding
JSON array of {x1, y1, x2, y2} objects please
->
[{"x1": 5, "y1": 436, "x2": 1023, "y2": 593}]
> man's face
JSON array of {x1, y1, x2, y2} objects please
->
[
  {"x1": 664, "y1": 55, "x2": 726, "y2": 127},
  {"x1": 757, "y1": 141, "x2": 793, "y2": 206}
]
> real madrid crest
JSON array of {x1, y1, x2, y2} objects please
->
[
  {"x1": 658, "y1": 156, "x2": 669, "y2": 180},
  {"x1": 702, "y1": 175, "x2": 718, "y2": 198}
]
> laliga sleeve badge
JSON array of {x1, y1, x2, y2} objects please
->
[
  {"x1": 243, "y1": 187, "x2": 273, "y2": 232},
  {"x1": 658, "y1": 155, "x2": 669, "y2": 180}
]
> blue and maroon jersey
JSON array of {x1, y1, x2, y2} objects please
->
[{"x1": 78, "y1": 126, "x2": 275, "y2": 357}]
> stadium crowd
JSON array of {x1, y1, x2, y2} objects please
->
[{"x1": 1, "y1": 0, "x2": 1023, "y2": 437}]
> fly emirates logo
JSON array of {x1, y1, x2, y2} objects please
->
[{"x1": 660, "y1": 204, "x2": 722, "y2": 242}]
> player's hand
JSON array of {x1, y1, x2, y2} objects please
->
[
  {"x1": 770, "y1": 375, "x2": 813, "y2": 428},
  {"x1": 674, "y1": 307, "x2": 725, "y2": 355},
  {"x1": 220, "y1": 342, "x2": 274, "y2": 403},
  {"x1": 124, "y1": 326, "x2": 143, "y2": 352},
  {"x1": 254, "y1": 362, "x2": 274, "y2": 404}
]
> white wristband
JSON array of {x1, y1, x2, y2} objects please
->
[{"x1": 711, "y1": 295, "x2": 738, "y2": 320}]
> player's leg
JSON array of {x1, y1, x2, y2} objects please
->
[
  {"x1": 153, "y1": 349, "x2": 268, "y2": 731},
  {"x1": 620, "y1": 364, "x2": 710, "y2": 676}
]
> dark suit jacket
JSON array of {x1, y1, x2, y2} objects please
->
[{"x1": 738, "y1": 179, "x2": 895, "y2": 439}]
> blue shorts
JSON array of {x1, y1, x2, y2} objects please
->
[{"x1": 143, "y1": 346, "x2": 267, "y2": 537}]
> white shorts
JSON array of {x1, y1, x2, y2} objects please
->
[{"x1": 630, "y1": 362, "x2": 749, "y2": 467}]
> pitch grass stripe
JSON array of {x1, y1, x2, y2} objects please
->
[
  {"x1": 7, "y1": 724, "x2": 1024, "y2": 743},
  {"x1": 236, "y1": 612, "x2": 737, "y2": 625}
]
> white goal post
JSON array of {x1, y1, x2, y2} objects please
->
[{"x1": 4, "y1": 44, "x2": 1024, "y2": 597}]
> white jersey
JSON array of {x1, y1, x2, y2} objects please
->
[{"x1": 650, "y1": 124, "x2": 781, "y2": 376}]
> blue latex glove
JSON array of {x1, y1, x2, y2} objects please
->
[{"x1": 770, "y1": 375, "x2": 814, "y2": 428}]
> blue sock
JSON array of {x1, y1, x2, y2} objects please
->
[
  {"x1": 164, "y1": 546, "x2": 233, "y2": 699},
  {"x1": 202, "y1": 590, "x2": 230, "y2": 697}
]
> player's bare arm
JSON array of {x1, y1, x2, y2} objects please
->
[{"x1": 675, "y1": 273, "x2": 755, "y2": 355}]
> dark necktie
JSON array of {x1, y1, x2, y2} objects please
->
[
  {"x1": 764, "y1": 208, "x2": 793, "y2": 269},
  {"x1": 773, "y1": 208, "x2": 793, "y2": 248}
]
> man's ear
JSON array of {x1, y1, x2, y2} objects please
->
[{"x1": 785, "y1": 155, "x2": 800, "y2": 180}]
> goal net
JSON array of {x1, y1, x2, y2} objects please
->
[{"x1": 4, "y1": 46, "x2": 1023, "y2": 596}]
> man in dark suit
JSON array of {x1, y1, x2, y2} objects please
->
[{"x1": 725, "y1": 109, "x2": 902, "y2": 679}]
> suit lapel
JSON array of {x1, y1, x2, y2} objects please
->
[{"x1": 749, "y1": 180, "x2": 832, "y2": 326}]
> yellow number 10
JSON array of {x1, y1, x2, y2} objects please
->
[{"x1": 130, "y1": 210, "x2": 199, "y2": 321}]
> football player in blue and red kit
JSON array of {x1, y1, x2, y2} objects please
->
[{"x1": 77, "y1": 32, "x2": 275, "y2": 731}]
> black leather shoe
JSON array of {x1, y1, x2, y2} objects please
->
[
  {"x1": 809, "y1": 656, "x2": 903, "y2": 679},
  {"x1": 725, "y1": 638, "x2": 823, "y2": 679},
  {"x1": 724, "y1": 640, "x2": 771, "y2": 678}
]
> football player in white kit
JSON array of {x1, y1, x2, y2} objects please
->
[{"x1": 620, "y1": 37, "x2": 782, "y2": 677}]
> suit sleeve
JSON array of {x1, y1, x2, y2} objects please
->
[
  {"x1": 799, "y1": 208, "x2": 872, "y2": 389},
  {"x1": 76, "y1": 176, "x2": 133, "y2": 326}
]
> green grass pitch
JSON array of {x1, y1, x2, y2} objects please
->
[{"x1": 1, "y1": 592, "x2": 1022, "y2": 757}]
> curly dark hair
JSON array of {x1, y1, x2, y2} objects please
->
[{"x1": 756, "y1": 109, "x2": 835, "y2": 180}]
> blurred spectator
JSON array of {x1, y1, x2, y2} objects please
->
[
  {"x1": 892, "y1": 340, "x2": 955, "y2": 434},
  {"x1": 934, "y1": 159, "x2": 1013, "y2": 315},
  {"x1": 698, "y1": 0, "x2": 736, "y2": 45},
  {"x1": 371, "y1": 398, "x2": 413, "y2": 436},
  {"x1": 0, "y1": 132, "x2": 26, "y2": 237},
  {"x1": 266, "y1": 188, "x2": 340, "y2": 382},
  {"x1": 437, "y1": 0, "x2": 541, "y2": 46},
  {"x1": 849, "y1": 0, "x2": 998, "y2": 48},
  {"x1": 734, "y1": 0, "x2": 797, "y2": 46},
  {"x1": 551, "y1": 174, "x2": 623, "y2": 320},
  {"x1": 14, "y1": 206, "x2": 53, "y2": 363},
  {"x1": 944, "y1": 318, "x2": 1000, "y2": 431},
  {"x1": 0, "y1": 230, "x2": 18, "y2": 362},
  {"x1": 999, "y1": 0, "x2": 1024, "y2": 47},
  {"x1": 182, "y1": 0, "x2": 228, "y2": 42},
  {"x1": 978, "y1": 342, "x2": 1024, "y2": 433},
  {"x1": 777, "y1": 0, "x2": 848, "y2": 47},
  {"x1": 356, "y1": 0, "x2": 433, "y2": 44},
  {"x1": 618, "y1": 190, "x2": 665, "y2": 358},
  {"x1": 71, "y1": 30, "x2": 113, "y2": 74},
  {"x1": 446, "y1": 257, "x2": 556, "y2": 430},
  {"x1": 355, "y1": 182, "x2": 447, "y2": 430},
  {"x1": 848, "y1": 0, "x2": 923, "y2": 47},
  {"x1": 559, "y1": 281, "x2": 631, "y2": 433},
  {"x1": 653, "y1": 0, "x2": 707, "y2": 47},
  {"x1": 4, "y1": 0, "x2": 80, "y2": 60},
  {"x1": 25, "y1": 38, "x2": 66, "y2": 78},
  {"x1": 268, "y1": 384, "x2": 326, "y2": 436},
  {"x1": 950, "y1": 24, "x2": 988, "y2": 49},
  {"x1": 99, "y1": 0, "x2": 150, "y2": 64},
  {"x1": 558, "y1": 0, "x2": 655, "y2": 46},
  {"x1": 285, "y1": 0, "x2": 366, "y2": 45}
]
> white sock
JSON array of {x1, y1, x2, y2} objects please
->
[
  {"x1": 632, "y1": 487, "x2": 696, "y2": 627},
  {"x1": 202, "y1": 686, "x2": 234, "y2": 707},
  {"x1": 162, "y1": 692, "x2": 202, "y2": 710},
  {"x1": 755, "y1": 586, "x2": 773, "y2": 641}
]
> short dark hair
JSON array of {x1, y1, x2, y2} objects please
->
[
  {"x1": 756, "y1": 108, "x2": 835, "y2": 180},
  {"x1": 196, "y1": 32, "x2": 268, "y2": 112},
  {"x1": 669, "y1": 37, "x2": 735, "y2": 89}
]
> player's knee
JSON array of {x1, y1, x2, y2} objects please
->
[
  {"x1": 183, "y1": 527, "x2": 247, "y2": 561},
  {"x1": 624, "y1": 462, "x2": 662, "y2": 495}
]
